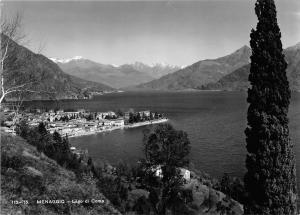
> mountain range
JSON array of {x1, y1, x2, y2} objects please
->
[
  {"x1": 2, "y1": 36, "x2": 113, "y2": 100},
  {"x1": 130, "y1": 43, "x2": 300, "y2": 92},
  {"x1": 51, "y1": 57, "x2": 180, "y2": 89},
  {"x1": 4, "y1": 34, "x2": 299, "y2": 102},
  {"x1": 203, "y1": 43, "x2": 300, "y2": 91},
  {"x1": 130, "y1": 62, "x2": 182, "y2": 79},
  {"x1": 129, "y1": 46, "x2": 252, "y2": 91}
]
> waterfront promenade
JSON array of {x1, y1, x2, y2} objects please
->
[
  {"x1": 1, "y1": 109, "x2": 168, "y2": 138},
  {"x1": 68, "y1": 118, "x2": 168, "y2": 138}
]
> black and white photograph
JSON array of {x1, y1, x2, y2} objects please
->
[{"x1": 0, "y1": 0, "x2": 299, "y2": 214}]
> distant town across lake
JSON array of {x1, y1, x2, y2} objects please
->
[{"x1": 23, "y1": 91, "x2": 300, "y2": 183}]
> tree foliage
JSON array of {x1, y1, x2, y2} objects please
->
[
  {"x1": 15, "y1": 121, "x2": 194, "y2": 214},
  {"x1": 214, "y1": 173, "x2": 246, "y2": 205},
  {"x1": 15, "y1": 121, "x2": 85, "y2": 176},
  {"x1": 0, "y1": 14, "x2": 52, "y2": 104},
  {"x1": 15, "y1": 120, "x2": 133, "y2": 213},
  {"x1": 244, "y1": 0, "x2": 297, "y2": 214},
  {"x1": 143, "y1": 123, "x2": 190, "y2": 167},
  {"x1": 141, "y1": 123, "x2": 191, "y2": 214}
]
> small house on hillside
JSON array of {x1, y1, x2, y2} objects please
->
[
  {"x1": 179, "y1": 168, "x2": 191, "y2": 182},
  {"x1": 151, "y1": 165, "x2": 191, "y2": 182}
]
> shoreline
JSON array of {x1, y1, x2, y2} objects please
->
[
  {"x1": 124, "y1": 118, "x2": 168, "y2": 128},
  {"x1": 69, "y1": 118, "x2": 168, "y2": 138}
]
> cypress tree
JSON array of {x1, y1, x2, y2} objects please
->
[{"x1": 244, "y1": 0, "x2": 297, "y2": 214}]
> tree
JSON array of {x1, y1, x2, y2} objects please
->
[
  {"x1": 137, "y1": 112, "x2": 142, "y2": 122},
  {"x1": 1, "y1": 13, "x2": 24, "y2": 104},
  {"x1": 0, "y1": 13, "x2": 38, "y2": 105},
  {"x1": 61, "y1": 136, "x2": 71, "y2": 156},
  {"x1": 150, "y1": 112, "x2": 154, "y2": 120},
  {"x1": 219, "y1": 173, "x2": 231, "y2": 197},
  {"x1": 133, "y1": 196, "x2": 152, "y2": 215},
  {"x1": 244, "y1": 0, "x2": 297, "y2": 214},
  {"x1": 15, "y1": 119, "x2": 29, "y2": 139},
  {"x1": 116, "y1": 109, "x2": 124, "y2": 117},
  {"x1": 37, "y1": 122, "x2": 48, "y2": 136},
  {"x1": 142, "y1": 124, "x2": 191, "y2": 214},
  {"x1": 215, "y1": 173, "x2": 246, "y2": 205},
  {"x1": 36, "y1": 122, "x2": 56, "y2": 157},
  {"x1": 52, "y1": 130, "x2": 63, "y2": 161},
  {"x1": 86, "y1": 113, "x2": 93, "y2": 121},
  {"x1": 1, "y1": 13, "x2": 52, "y2": 106},
  {"x1": 129, "y1": 112, "x2": 134, "y2": 124}
]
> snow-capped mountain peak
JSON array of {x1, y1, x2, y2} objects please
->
[
  {"x1": 150, "y1": 62, "x2": 175, "y2": 68},
  {"x1": 132, "y1": 61, "x2": 181, "y2": 69},
  {"x1": 49, "y1": 56, "x2": 84, "y2": 63}
]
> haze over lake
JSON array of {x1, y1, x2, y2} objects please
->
[{"x1": 26, "y1": 92, "x2": 300, "y2": 181}]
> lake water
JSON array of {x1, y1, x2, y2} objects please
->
[{"x1": 26, "y1": 92, "x2": 300, "y2": 181}]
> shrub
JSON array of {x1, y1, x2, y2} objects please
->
[{"x1": 214, "y1": 173, "x2": 246, "y2": 204}]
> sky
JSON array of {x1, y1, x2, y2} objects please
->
[{"x1": 2, "y1": 0, "x2": 300, "y2": 66}]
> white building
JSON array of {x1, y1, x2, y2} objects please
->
[
  {"x1": 64, "y1": 112, "x2": 80, "y2": 118},
  {"x1": 154, "y1": 166, "x2": 163, "y2": 178},
  {"x1": 101, "y1": 120, "x2": 114, "y2": 126},
  {"x1": 49, "y1": 116, "x2": 55, "y2": 122},
  {"x1": 139, "y1": 110, "x2": 151, "y2": 117},
  {"x1": 152, "y1": 165, "x2": 191, "y2": 182},
  {"x1": 111, "y1": 118, "x2": 125, "y2": 127},
  {"x1": 179, "y1": 168, "x2": 191, "y2": 182},
  {"x1": 56, "y1": 110, "x2": 64, "y2": 115},
  {"x1": 97, "y1": 111, "x2": 116, "y2": 119}
]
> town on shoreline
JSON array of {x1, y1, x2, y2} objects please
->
[{"x1": 2, "y1": 108, "x2": 168, "y2": 138}]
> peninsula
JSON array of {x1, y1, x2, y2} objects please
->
[{"x1": 2, "y1": 108, "x2": 168, "y2": 138}]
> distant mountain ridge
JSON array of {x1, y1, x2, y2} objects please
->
[
  {"x1": 130, "y1": 62, "x2": 181, "y2": 79},
  {"x1": 2, "y1": 36, "x2": 113, "y2": 100},
  {"x1": 203, "y1": 43, "x2": 300, "y2": 91},
  {"x1": 203, "y1": 64, "x2": 251, "y2": 91},
  {"x1": 49, "y1": 56, "x2": 84, "y2": 64},
  {"x1": 51, "y1": 58, "x2": 180, "y2": 89},
  {"x1": 129, "y1": 43, "x2": 300, "y2": 92},
  {"x1": 130, "y1": 45, "x2": 252, "y2": 91}
]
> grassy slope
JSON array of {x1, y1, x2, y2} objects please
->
[{"x1": 1, "y1": 132, "x2": 120, "y2": 215}]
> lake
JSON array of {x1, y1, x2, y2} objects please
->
[{"x1": 26, "y1": 91, "x2": 300, "y2": 181}]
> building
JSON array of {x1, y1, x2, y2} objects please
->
[
  {"x1": 139, "y1": 110, "x2": 151, "y2": 117},
  {"x1": 153, "y1": 166, "x2": 163, "y2": 178},
  {"x1": 179, "y1": 168, "x2": 191, "y2": 182},
  {"x1": 78, "y1": 109, "x2": 86, "y2": 114},
  {"x1": 56, "y1": 110, "x2": 64, "y2": 115},
  {"x1": 49, "y1": 116, "x2": 55, "y2": 122},
  {"x1": 101, "y1": 120, "x2": 114, "y2": 126},
  {"x1": 152, "y1": 165, "x2": 191, "y2": 182},
  {"x1": 96, "y1": 111, "x2": 116, "y2": 120},
  {"x1": 111, "y1": 118, "x2": 125, "y2": 127},
  {"x1": 64, "y1": 111, "x2": 80, "y2": 119}
]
